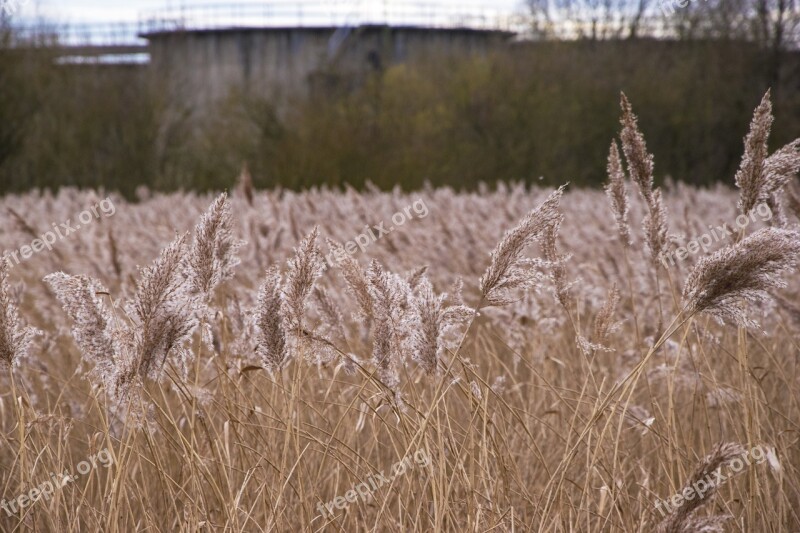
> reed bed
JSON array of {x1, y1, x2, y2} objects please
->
[{"x1": 0, "y1": 93, "x2": 799, "y2": 532}]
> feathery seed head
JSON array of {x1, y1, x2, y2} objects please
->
[
  {"x1": 44, "y1": 272, "x2": 116, "y2": 376},
  {"x1": 479, "y1": 185, "x2": 565, "y2": 308},
  {"x1": 327, "y1": 238, "x2": 373, "y2": 320},
  {"x1": 411, "y1": 276, "x2": 473, "y2": 374},
  {"x1": 366, "y1": 260, "x2": 415, "y2": 389},
  {"x1": 644, "y1": 188, "x2": 670, "y2": 265},
  {"x1": 620, "y1": 93, "x2": 655, "y2": 202},
  {"x1": 605, "y1": 140, "x2": 632, "y2": 247},
  {"x1": 283, "y1": 227, "x2": 324, "y2": 334},
  {"x1": 185, "y1": 193, "x2": 244, "y2": 299},
  {"x1": 682, "y1": 227, "x2": 800, "y2": 328},
  {"x1": 255, "y1": 266, "x2": 289, "y2": 372},
  {"x1": 592, "y1": 283, "x2": 621, "y2": 350},
  {"x1": 762, "y1": 139, "x2": 800, "y2": 225},
  {"x1": 654, "y1": 442, "x2": 746, "y2": 533},
  {"x1": 736, "y1": 90, "x2": 774, "y2": 214},
  {"x1": 0, "y1": 258, "x2": 37, "y2": 369},
  {"x1": 541, "y1": 218, "x2": 574, "y2": 309},
  {"x1": 128, "y1": 233, "x2": 198, "y2": 381}
]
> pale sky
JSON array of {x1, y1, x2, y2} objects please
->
[{"x1": 16, "y1": 0, "x2": 526, "y2": 24}]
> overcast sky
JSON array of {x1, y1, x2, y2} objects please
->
[{"x1": 17, "y1": 0, "x2": 525, "y2": 24}]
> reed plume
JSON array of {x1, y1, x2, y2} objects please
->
[
  {"x1": 406, "y1": 266, "x2": 429, "y2": 290},
  {"x1": 577, "y1": 283, "x2": 621, "y2": 356},
  {"x1": 541, "y1": 217, "x2": 573, "y2": 309},
  {"x1": 366, "y1": 260, "x2": 414, "y2": 389},
  {"x1": 729, "y1": 91, "x2": 800, "y2": 226},
  {"x1": 479, "y1": 185, "x2": 565, "y2": 308},
  {"x1": 592, "y1": 283, "x2": 621, "y2": 351},
  {"x1": 605, "y1": 140, "x2": 632, "y2": 247},
  {"x1": 619, "y1": 93, "x2": 669, "y2": 264},
  {"x1": 185, "y1": 193, "x2": 244, "y2": 299},
  {"x1": 45, "y1": 271, "x2": 138, "y2": 412},
  {"x1": 0, "y1": 258, "x2": 37, "y2": 368},
  {"x1": 620, "y1": 93, "x2": 654, "y2": 203},
  {"x1": 736, "y1": 90, "x2": 774, "y2": 214},
  {"x1": 643, "y1": 189, "x2": 669, "y2": 265},
  {"x1": 682, "y1": 227, "x2": 800, "y2": 327},
  {"x1": 763, "y1": 139, "x2": 800, "y2": 196},
  {"x1": 283, "y1": 227, "x2": 324, "y2": 334},
  {"x1": 48, "y1": 234, "x2": 197, "y2": 421},
  {"x1": 654, "y1": 442, "x2": 746, "y2": 533},
  {"x1": 313, "y1": 286, "x2": 348, "y2": 349},
  {"x1": 254, "y1": 266, "x2": 288, "y2": 372},
  {"x1": 44, "y1": 272, "x2": 116, "y2": 378},
  {"x1": 327, "y1": 238, "x2": 373, "y2": 320},
  {"x1": 763, "y1": 139, "x2": 800, "y2": 225},
  {"x1": 411, "y1": 276, "x2": 473, "y2": 374},
  {"x1": 127, "y1": 233, "x2": 197, "y2": 381}
]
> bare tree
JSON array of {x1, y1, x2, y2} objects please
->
[
  {"x1": 668, "y1": 0, "x2": 798, "y2": 47},
  {"x1": 528, "y1": 0, "x2": 799, "y2": 48},
  {"x1": 754, "y1": 0, "x2": 800, "y2": 50},
  {"x1": 526, "y1": 0, "x2": 654, "y2": 39}
]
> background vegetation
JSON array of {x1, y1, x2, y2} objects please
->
[{"x1": 1, "y1": 1, "x2": 799, "y2": 196}]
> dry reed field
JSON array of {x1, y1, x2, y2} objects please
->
[{"x1": 1, "y1": 92, "x2": 800, "y2": 532}]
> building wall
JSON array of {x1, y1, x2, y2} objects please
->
[{"x1": 146, "y1": 26, "x2": 510, "y2": 111}]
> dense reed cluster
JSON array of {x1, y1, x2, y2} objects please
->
[{"x1": 1, "y1": 92, "x2": 799, "y2": 531}]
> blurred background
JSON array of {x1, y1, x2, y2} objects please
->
[{"x1": 1, "y1": 0, "x2": 798, "y2": 197}]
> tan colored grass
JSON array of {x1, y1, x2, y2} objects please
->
[{"x1": 0, "y1": 95, "x2": 799, "y2": 532}]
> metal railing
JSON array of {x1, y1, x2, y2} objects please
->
[
  {"x1": 138, "y1": 1, "x2": 526, "y2": 34},
  {"x1": 8, "y1": 22, "x2": 146, "y2": 47},
  {"x1": 5, "y1": 2, "x2": 527, "y2": 49}
]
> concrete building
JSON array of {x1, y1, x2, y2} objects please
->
[
  {"x1": 145, "y1": 25, "x2": 511, "y2": 109},
  {"x1": 138, "y1": 3, "x2": 516, "y2": 111},
  {"x1": 14, "y1": 3, "x2": 518, "y2": 112}
]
